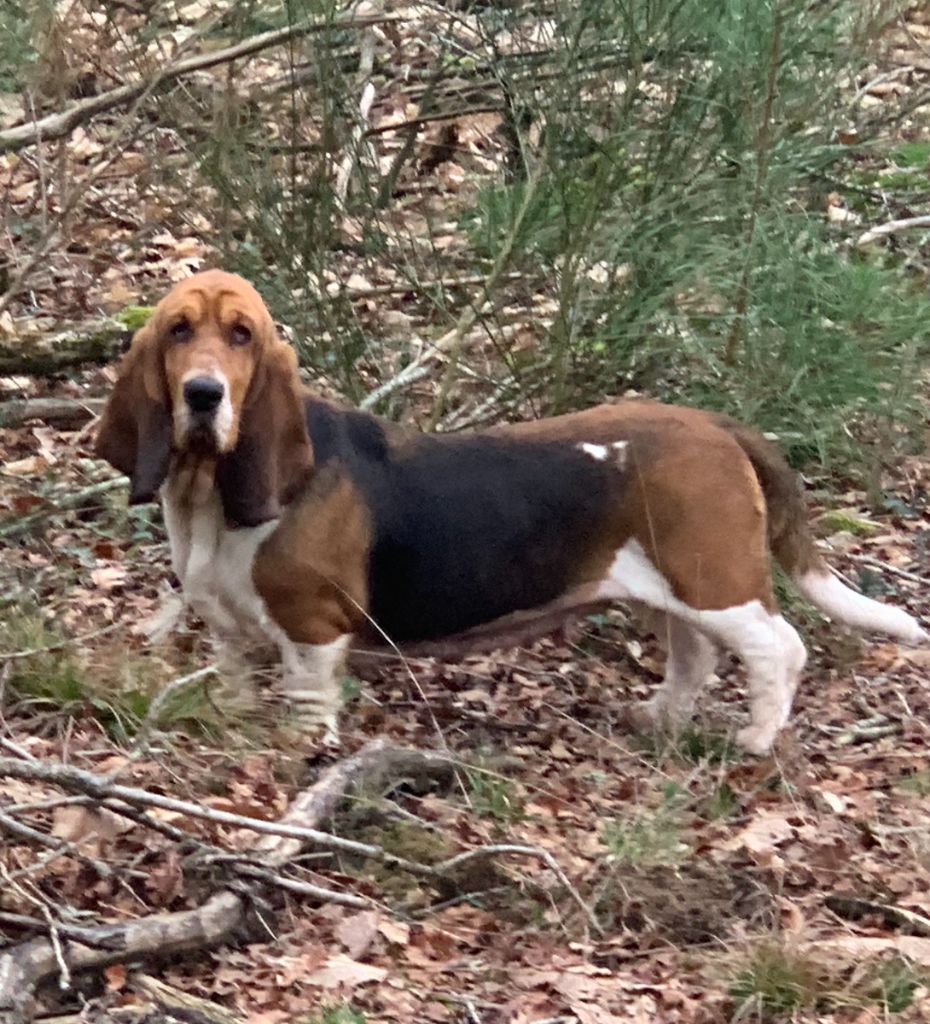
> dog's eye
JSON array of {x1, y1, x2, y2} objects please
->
[
  {"x1": 170, "y1": 319, "x2": 192, "y2": 342},
  {"x1": 231, "y1": 324, "x2": 252, "y2": 346}
]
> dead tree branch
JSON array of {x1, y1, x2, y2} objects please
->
[
  {"x1": 0, "y1": 740, "x2": 597, "y2": 1018},
  {"x1": 0, "y1": 13, "x2": 401, "y2": 154},
  {"x1": 0, "y1": 398, "x2": 105, "y2": 429},
  {"x1": 0, "y1": 319, "x2": 127, "y2": 376},
  {"x1": 0, "y1": 740, "x2": 434, "y2": 1021}
]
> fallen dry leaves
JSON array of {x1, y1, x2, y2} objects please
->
[{"x1": 1, "y1": 5, "x2": 929, "y2": 1023}]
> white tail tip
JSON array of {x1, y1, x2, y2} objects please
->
[{"x1": 795, "y1": 570, "x2": 927, "y2": 645}]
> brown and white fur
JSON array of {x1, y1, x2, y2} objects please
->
[{"x1": 95, "y1": 270, "x2": 927, "y2": 754}]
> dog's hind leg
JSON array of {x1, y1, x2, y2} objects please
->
[
  {"x1": 628, "y1": 615, "x2": 717, "y2": 732},
  {"x1": 698, "y1": 606, "x2": 803, "y2": 755}
]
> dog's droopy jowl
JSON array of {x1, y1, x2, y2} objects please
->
[{"x1": 95, "y1": 270, "x2": 927, "y2": 752}]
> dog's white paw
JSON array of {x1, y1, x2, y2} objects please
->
[
  {"x1": 292, "y1": 706, "x2": 341, "y2": 749},
  {"x1": 735, "y1": 724, "x2": 776, "y2": 756}
]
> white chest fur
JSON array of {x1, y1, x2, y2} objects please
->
[
  {"x1": 160, "y1": 478, "x2": 347, "y2": 741},
  {"x1": 161, "y1": 481, "x2": 281, "y2": 643}
]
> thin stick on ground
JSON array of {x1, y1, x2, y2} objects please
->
[
  {"x1": 856, "y1": 214, "x2": 930, "y2": 248},
  {"x1": 127, "y1": 664, "x2": 218, "y2": 761},
  {"x1": 0, "y1": 478, "x2": 126, "y2": 539},
  {"x1": 0, "y1": 739, "x2": 598, "y2": 1018},
  {"x1": 437, "y1": 844, "x2": 602, "y2": 936},
  {"x1": 334, "y1": 29, "x2": 378, "y2": 207},
  {"x1": 847, "y1": 552, "x2": 930, "y2": 587}
]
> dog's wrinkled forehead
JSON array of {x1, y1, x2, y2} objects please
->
[{"x1": 153, "y1": 270, "x2": 273, "y2": 341}]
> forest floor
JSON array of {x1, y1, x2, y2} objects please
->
[
  {"x1": 1, "y1": 365, "x2": 929, "y2": 1023},
  {"x1": 1, "y1": 3, "x2": 930, "y2": 1022}
]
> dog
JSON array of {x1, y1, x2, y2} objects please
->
[{"x1": 94, "y1": 270, "x2": 927, "y2": 752}]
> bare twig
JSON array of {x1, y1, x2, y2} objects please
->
[
  {"x1": 361, "y1": 162, "x2": 545, "y2": 417},
  {"x1": 334, "y1": 29, "x2": 378, "y2": 207},
  {"x1": 365, "y1": 104, "x2": 503, "y2": 137},
  {"x1": 228, "y1": 863, "x2": 369, "y2": 909},
  {"x1": 826, "y1": 893, "x2": 930, "y2": 937},
  {"x1": 0, "y1": 13, "x2": 401, "y2": 153},
  {"x1": 0, "y1": 624, "x2": 120, "y2": 663},
  {"x1": 846, "y1": 552, "x2": 930, "y2": 587},
  {"x1": 0, "y1": 809, "x2": 112, "y2": 878},
  {"x1": 0, "y1": 477, "x2": 125, "y2": 539},
  {"x1": 127, "y1": 664, "x2": 218, "y2": 761},
  {"x1": 437, "y1": 844, "x2": 601, "y2": 936},
  {"x1": 856, "y1": 214, "x2": 930, "y2": 248}
]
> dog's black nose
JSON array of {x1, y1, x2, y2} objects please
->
[{"x1": 183, "y1": 376, "x2": 225, "y2": 414}]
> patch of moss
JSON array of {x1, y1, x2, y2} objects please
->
[
  {"x1": 114, "y1": 305, "x2": 155, "y2": 332},
  {"x1": 820, "y1": 509, "x2": 881, "y2": 537}
]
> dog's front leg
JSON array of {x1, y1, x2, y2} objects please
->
[
  {"x1": 209, "y1": 636, "x2": 263, "y2": 716},
  {"x1": 279, "y1": 635, "x2": 349, "y2": 746}
]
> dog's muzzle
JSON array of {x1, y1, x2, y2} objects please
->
[{"x1": 181, "y1": 375, "x2": 227, "y2": 450}]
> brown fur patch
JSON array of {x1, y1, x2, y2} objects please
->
[
  {"x1": 252, "y1": 468, "x2": 372, "y2": 645},
  {"x1": 493, "y1": 402, "x2": 774, "y2": 611}
]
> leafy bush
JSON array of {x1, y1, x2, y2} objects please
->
[
  {"x1": 173, "y1": 0, "x2": 926, "y2": 473},
  {"x1": 0, "y1": 2, "x2": 39, "y2": 91}
]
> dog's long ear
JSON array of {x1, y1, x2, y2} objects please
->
[
  {"x1": 95, "y1": 321, "x2": 172, "y2": 504},
  {"x1": 216, "y1": 339, "x2": 312, "y2": 527}
]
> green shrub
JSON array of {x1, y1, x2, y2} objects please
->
[{"x1": 169, "y1": 0, "x2": 926, "y2": 474}]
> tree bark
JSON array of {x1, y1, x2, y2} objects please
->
[{"x1": 0, "y1": 320, "x2": 128, "y2": 376}]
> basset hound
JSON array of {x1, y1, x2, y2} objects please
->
[{"x1": 95, "y1": 270, "x2": 927, "y2": 753}]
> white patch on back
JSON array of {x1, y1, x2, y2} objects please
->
[
  {"x1": 580, "y1": 442, "x2": 609, "y2": 461},
  {"x1": 579, "y1": 440, "x2": 628, "y2": 467}
]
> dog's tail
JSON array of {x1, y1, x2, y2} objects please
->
[{"x1": 718, "y1": 416, "x2": 927, "y2": 644}]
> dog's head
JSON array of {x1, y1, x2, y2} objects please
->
[{"x1": 95, "y1": 269, "x2": 312, "y2": 526}]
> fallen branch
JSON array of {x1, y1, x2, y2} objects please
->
[
  {"x1": 0, "y1": 319, "x2": 127, "y2": 376},
  {"x1": 826, "y1": 893, "x2": 930, "y2": 937},
  {"x1": 0, "y1": 398, "x2": 105, "y2": 429},
  {"x1": 0, "y1": 740, "x2": 434, "y2": 1021},
  {"x1": 856, "y1": 213, "x2": 930, "y2": 247},
  {"x1": 0, "y1": 751, "x2": 436, "y2": 874},
  {"x1": 0, "y1": 13, "x2": 401, "y2": 154},
  {"x1": 365, "y1": 104, "x2": 503, "y2": 137},
  {"x1": 0, "y1": 477, "x2": 126, "y2": 540},
  {"x1": 847, "y1": 552, "x2": 930, "y2": 587},
  {"x1": 0, "y1": 740, "x2": 597, "y2": 1017},
  {"x1": 131, "y1": 973, "x2": 245, "y2": 1024},
  {"x1": 0, "y1": 809, "x2": 112, "y2": 879}
]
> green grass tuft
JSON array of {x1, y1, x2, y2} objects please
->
[
  {"x1": 466, "y1": 768, "x2": 525, "y2": 824},
  {"x1": 300, "y1": 1006, "x2": 365, "y2": 1024},
  {"x1": 730, "y1": 942, "x2": 829, "y2": 1016},
  {"x1": 0, "y1": 608, "x2": 246, "y2": 743},
  {"x1": 602, "y1": 789, "x2": 688, "y2": 867}
]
